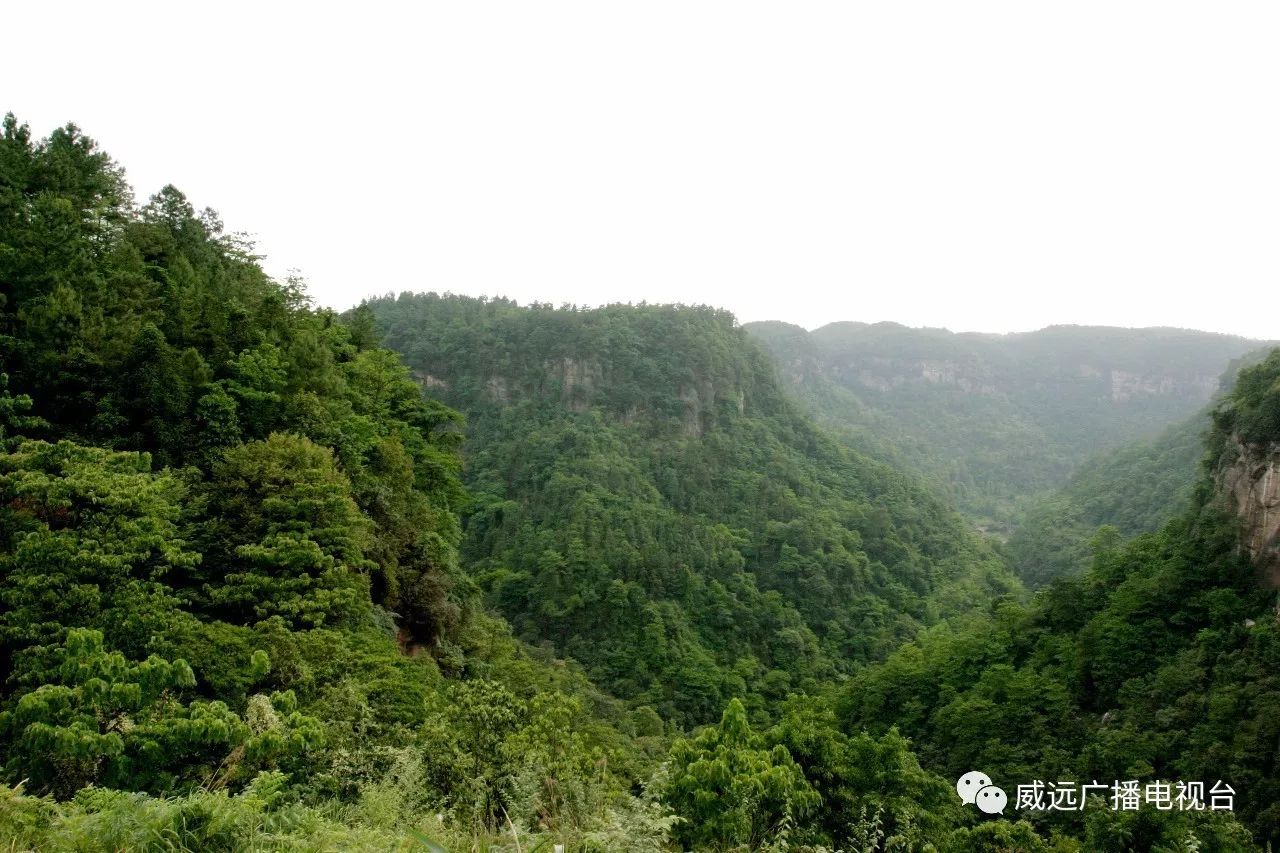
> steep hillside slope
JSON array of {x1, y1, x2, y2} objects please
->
[
  {"x1": 747, "y1": 320, "x2": 1263, "y2": 531},
  {"x1": 0, "y1": 116, "x2": 663, "y2": 849},
  {"x1": 1008, "y1": 349, "x2": 1275, "y2": 586},
  {"x1": 1210, "y1": 349, "x2": 1280, "y2": 585},
  {"x1": 1007, "y1": 409, "x2": 1210, "y2": 586},
  {"x1": 4, "y1": 113, "x2": 1274, "y2": 851},
  {"x1": 364, "y1": 294, "x2": 1015, "y2": 725},
  {"x1": 837, "y1": 346, "x2": 1280, "y2": 850}
]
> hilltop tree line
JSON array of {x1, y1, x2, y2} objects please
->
[
  {"x1": 2, "y1": 115, "x2": 1279, "y2": 851},
  {"x1": 362, "y1": 293, "x2": 1017, "y2": 727},
  {"x1": 0, "y1": 115, "x2": 661, "y2": 849},
  {"x1": 745, "y1": 320, "x2": 1261, "y2": 535}
]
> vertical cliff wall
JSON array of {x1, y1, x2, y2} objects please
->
[{"x1": 1216, "y1": 438, "x2": 1280, "y2": 586}]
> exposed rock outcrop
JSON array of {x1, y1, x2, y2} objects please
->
[
  {"x1": 412, "y1": 371, "x2": 449, "y2": 390},
  {"x1": 1109, "y1": 369, "x2": 1217, "y2": 403},
  {"x1": 1215, "y1": 438, "x2": 1280, "y2": 585},
  {"x1": 837, "y1": 357, "x2": 997, "y2": 395},
  {"x1": 553, "y1": 356, "x2": 603, "y2": 412},
  {"x1": 485, "y1": 376, "x2": 511, "y2": 404}
]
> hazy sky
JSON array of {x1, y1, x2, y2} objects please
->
[{"x1": 7, "y1": 2, "x2": 1278, "y2": 338}]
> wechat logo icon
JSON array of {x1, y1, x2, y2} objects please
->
[{"x1": 957, "y1": 770, "x2": 1007, "y2": 815}]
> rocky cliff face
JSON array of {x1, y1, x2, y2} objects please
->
[
  {"x1": 1108, "y1": 369, "x2": 1218, "y2": 403},
  {"x1": 830, "y1": 357, "x2": 997, "y2": 395},
  {"x1": 829, "y1": 358, "x2": 1218, "y2": 403},
  {"x1": 1216, "y1": 438, "x2": 1280, "y2": 586}
]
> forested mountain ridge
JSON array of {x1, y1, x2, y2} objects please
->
[
  {"x1": 0, "y1": 115, "x2": 674, "y2": 849},
  {"x1": 4, "y1": 113, "x2": 1278, "y2": 852},
  {"x1": 1210, "y1": 349, "x2": 1280, "y2": 584},
  {"x1": 835, "y1": 348, "x2": 1280, "y2": 850},
  {"x1": 0, "y1": 115, "x2": 1024, "y2": 851},
  {"x1": 1007, "y1": 408, "x2": 1209, "y2": 586},
  {"x1": 747, "y1": 320, "x2": 1264, "y2": 531},
  {"x1": 362, "y1": 293, "x2": 1017, "y2": 726},
  {"x1": 1008, "y1": 348, "x2": 1276, "y2": 587}
]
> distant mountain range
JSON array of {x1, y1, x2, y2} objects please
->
[{"x1": 746, "y1": 320, "x2": 1268, "y2": 532}]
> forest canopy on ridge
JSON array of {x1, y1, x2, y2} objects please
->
[{"x1": 1, "y1": 115, "x2": 1279, "y2": 852}]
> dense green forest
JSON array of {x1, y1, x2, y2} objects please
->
[
  {"x1": 1006, "y1": 409, "x2": 1209, "y2": 587},
  {"x1": 3, "y1": 115, "x2": 1279, "y2": 852},
  {"x1": 1008, "y1": 349, "x2": 1273, "y2": 587},
  {"x1": 836, "y1": 350, "x2": 1280, "y2": 851},
  {"x1": 361, "y1": 294, "x2": 1014, "y2": 726},
  {"x1": 0, "y1": 116, "x2": 663, "y2": 850},
  {"x1": 746, "y1": 321, "x2": 1263, "y2": 533}
]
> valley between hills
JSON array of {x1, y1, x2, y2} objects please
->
[{"x1": 2, "y1": 115, "x2": 1279, "y2": 851}]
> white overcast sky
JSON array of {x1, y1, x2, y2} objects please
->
[{"x1": 6, "y1": 2, "x2": 1278, "y2": 338}]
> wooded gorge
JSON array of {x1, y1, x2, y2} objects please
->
[{"x1": 3, "y1": 117, "x2": 1280, "y2": 852}]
